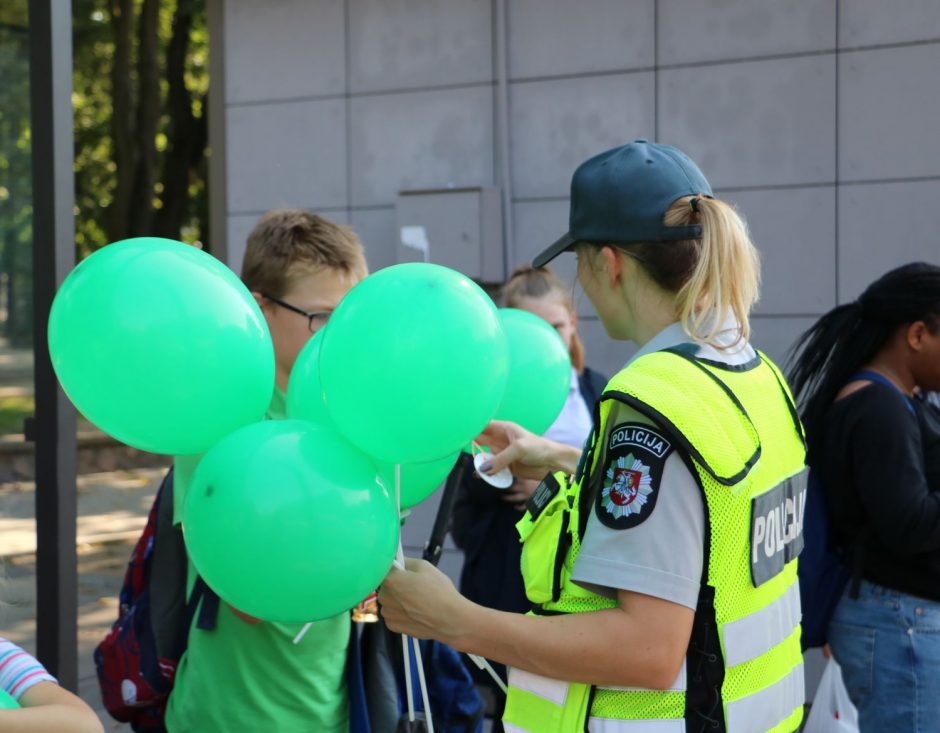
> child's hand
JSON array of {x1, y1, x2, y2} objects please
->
[{"x1": 502, "y1": 478, "x2": 539, "y2": 511}]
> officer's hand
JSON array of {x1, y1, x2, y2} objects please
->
[
  {"x1": 477, "y1": 420, "x2": 571, "y2": 480},
  {"x1": 379, "y1": 558, "x2": 472, "y2": 643}
]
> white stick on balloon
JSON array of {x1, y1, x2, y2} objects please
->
[
  {"x1": 394, "y1": 463, "x2": 416, "y2": 724},
  {"x1": 293, "y1": 623, "x2": 312, "y2": 645},
  {"x1": 468, "y1": 653, "x2": 508, "y2": 694},
  {"x1": 412, "y1": 635, "x2": 435, "y2": 733}
]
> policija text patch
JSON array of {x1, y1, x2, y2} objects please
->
[
  {"x1": 750, "y1": 468, "x2": 808, "y2": 586},
  {"x1": 595, "y1": 423, "x2": 672, "y2": 530}
]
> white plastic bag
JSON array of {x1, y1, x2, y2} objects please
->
[{"x1": 802, "y1": 657, "x2": 860, "y2": 733}]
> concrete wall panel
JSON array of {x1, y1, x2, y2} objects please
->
[
  {"x1": 349, "y1": 0, "x2": 492, "y2": 92},
  {"x1": 660, "y1": 56, "x2": 835, "y2": 189},
  {"x1": 840, "y1": 44, "x2": 940, "y2": 181},
  {"x1": 508, "y1": 0, "x2": 654, "y2": 79},
  {"x1": 659, "y1": 0, "x2": 835, "y2": 65},
  {"x1": 225, "y1": 0, "x2": 346, "y2": 103},
  {"x1": 838, "y1": 180, "x2": 940, "y2": 301},
  {"x1": 227, "y1": 99, "x2": 347, "y2": 213},
  {"x1": 840, "y1": 0, "x2": 940, "y2": 47},
  {"x1": 349, "y1": 86, "x2": 494, "y2": 207},
  {"x1": 510, "y1": 73, "x2": 655, "y2": 199}
]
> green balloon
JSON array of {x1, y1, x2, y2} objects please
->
[
  {"x1": 48, "y1": 238, "x2": 275, "y2": 455},
  {"x1": 319, "y1": 263, "x2": 509, "y2": 464},
  {"x1": 380, "y1": 451, "x2": 460, "y2": 509},
  {"x1": 495, "y1": 308, "x2": 572, "y2": 434},
  {"x1": 0, "y1": 689, "x2": 19, "y2": 709},
  {"x1": 183, "y1": 419, "x2": 399, "y2": 623},
  {"x1": 286, "y1": 328, "x2": 329, "y2": 424}
]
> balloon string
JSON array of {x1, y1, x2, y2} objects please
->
[
  {"x1": 402, "y1": 634, "x2": 416, "y2": 723},
  {"x1": 413, "y1": 635, "x2": 435, "y2": 733}
]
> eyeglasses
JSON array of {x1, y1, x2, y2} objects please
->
[{"x1": 261, "y1": 293, "x2": 333, "y2": 333}]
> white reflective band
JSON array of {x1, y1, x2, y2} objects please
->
[
  {"x1": 722, "y1": 582, "x2": 801, "y2": 668},
  {"x1": 503, "y1": 724, "x2": 532, "y2": 733},
  {"x1": 602, "y1": 664, "x2": 686, "y2": 693},
  {"x1": 507, "y1": 667, "x2": 569, "y2": 706},
  {"x1": 588, "y1": 718, "x2": 684, "y2": 732},
  {"x1": 726, "y1": 662, "x2": 804, "y2": 733}
]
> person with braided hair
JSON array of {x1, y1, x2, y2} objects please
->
[{"x1": 789, "y1": 262, "x2": 940, "y2": 732}]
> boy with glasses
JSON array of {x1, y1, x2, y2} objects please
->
[{"x1": 165, "y1": 209, "x2": 369, "y2": 732}]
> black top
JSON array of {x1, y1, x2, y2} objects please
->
[{"x1": 815, "y1": 383, "x2": 940, "y2": 600}]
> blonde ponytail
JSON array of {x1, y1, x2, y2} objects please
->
[
  {"x1": 666, "y1": 196, "x2": 760, "y2": 345},
  {"x1": 617, "y1": 196, "x2": 760, "y2": 348}
]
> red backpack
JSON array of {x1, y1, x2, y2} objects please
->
[{"x1": 94, "y1": 469, "x2": 219, "y2": 732}]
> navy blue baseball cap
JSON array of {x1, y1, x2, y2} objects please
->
[{"x1": 533, "y1": 140, "x2": 713, "y2": 268}]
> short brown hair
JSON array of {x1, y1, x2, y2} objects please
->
[
  {"x1": 501, "y1": 264, "x2": 586, "y2": 373},
  {"x1": 241, "y1": 209, "x2": 368, "y2": 296}
]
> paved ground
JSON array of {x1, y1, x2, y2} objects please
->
[{"x1": 1, "y1": 468, "x2": 165, "y2": 730}]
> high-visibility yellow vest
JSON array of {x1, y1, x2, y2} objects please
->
[{"x1": 503, "y1": 348, "x2": 807, "y2": 733}]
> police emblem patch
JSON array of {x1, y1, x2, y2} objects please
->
[
  {"x1": 596, "y1": 422, "x2": 672, "y2": 529},
  {"x1": 602, "y1": 456, "x2": 652, "y2": 518}
]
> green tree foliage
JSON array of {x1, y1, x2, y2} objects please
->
[
  {"x1": 74, "y1": 0, "x2": 208, "y2": 257},
  {"x1": 0, "y1": 1, "x2": 32, "y2": 345},
  {"x1": 0, "y1": 0, "x2": 207, "y2": 345}
]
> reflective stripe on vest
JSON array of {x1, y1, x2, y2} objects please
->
[
  {"x1": 726, "y1": 662, "x2": 805, "y2": 733},
  {"x1": 721, "y1": 581, "x2": 802, "y2": 668},
  {"x1": 589, "y1": 719, "x2": 685, "y2": 733},
  {"x1": 506, "y1": 712, "x2": 687, "y2": 731},
  {"x1": 508, "y1": 665, "x2": 687, "y2": 705}
]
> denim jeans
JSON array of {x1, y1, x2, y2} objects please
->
[{"x1": 828, "y1": 579, "x2": 940, "y2": 733}]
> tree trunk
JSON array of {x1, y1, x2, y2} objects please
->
[
  {"x1": 129, "y1": 0, "x2": 161, "y2": 236},
  {"x1": 155, "y1": 0, "x2": 204, "y2": 240},
  {"x1": 108, "y1": 0, "x2": 135, "y2": 242}
]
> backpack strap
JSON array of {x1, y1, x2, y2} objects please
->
[
  {"x1": 423, "y1": 453, "x2": 472, "y2": 567},
  {"x1": 849, "y1": 370, "x2": 916, "y2": 416}
]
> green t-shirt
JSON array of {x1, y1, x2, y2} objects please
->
[{"x1": 166, "y1": 387, "x2": 351, "y2": 732}]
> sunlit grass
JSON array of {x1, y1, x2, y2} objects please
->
[
  {"x1": 0, "y1": 394, "x2": 32, "y2": 434},
  {"x1": 0, "y1": 394, "x2": 94, "y2": 435}
]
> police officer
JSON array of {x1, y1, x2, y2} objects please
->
[{"x1": 380, "y1": 141, "x2": 807, "y2": 733}]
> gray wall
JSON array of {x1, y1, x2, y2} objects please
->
[{"x1": 210, "y1": 1, "x2": 940, "y2": 580}]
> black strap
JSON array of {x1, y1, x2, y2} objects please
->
[
  {"x1": 422, "y1": 453, "x2": 472, "y2": 567},
  {"x1": 837, "y1": 370, "x2": 913, "y2": 596}
]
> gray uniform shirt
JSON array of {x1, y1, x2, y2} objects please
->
[{"x1": 571, "y1": 320, "x2": 757, "y2": 610}]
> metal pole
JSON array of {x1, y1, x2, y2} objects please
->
[
  {"x1": 27, "y1": 0, "x2": 78, "y2": 690},
  {"x1": 494, "y1": 0, "x2": 514, "y2": 275}
]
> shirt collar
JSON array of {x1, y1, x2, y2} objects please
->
[{"x1": 625, "y1": 312, "x2": 753, "y2": 368}]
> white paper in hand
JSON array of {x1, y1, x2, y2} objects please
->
[{"x1": 473, "y1": 450, "x2": 513, "y2": 489}]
